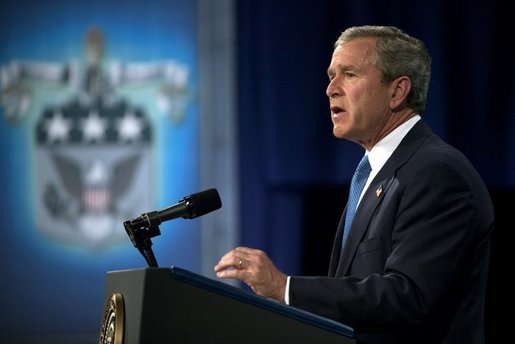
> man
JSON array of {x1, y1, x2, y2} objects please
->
[{"x1": 214, "y1": 25, "x2": 494, "y2": 343}]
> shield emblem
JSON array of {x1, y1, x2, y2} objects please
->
[{"x1": 34, "y1": 95, "x2": 153, "y2": 250}]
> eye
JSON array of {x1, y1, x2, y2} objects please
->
[{"x1": 344, "y1": 72, "x2": 356, "y2": 78}]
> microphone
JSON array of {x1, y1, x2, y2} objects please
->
[{"x1": 124, "y1": 188, "x2": 222, "y2": 229}]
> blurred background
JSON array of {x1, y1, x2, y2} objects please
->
[{"x1": 0, "y1": 0, "x2": 512, "y2": 343}]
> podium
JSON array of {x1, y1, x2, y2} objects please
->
[{"x1": 99, "y1": 267, "x2": 356, "y2": 343}]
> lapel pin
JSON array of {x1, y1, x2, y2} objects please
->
[{"x1": 376, "y1": 185, "x2": 383, "y2": 197}]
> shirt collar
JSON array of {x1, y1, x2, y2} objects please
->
[{"x1": 366, "y1": 115, "x2": 421, "y2": 173}]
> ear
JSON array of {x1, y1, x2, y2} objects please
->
[{"x1": 389, "y1": 76, "x2": 411, "y2": 110}]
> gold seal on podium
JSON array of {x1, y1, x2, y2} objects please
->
[{"x1": 99, "y1": 293, "x2": 124, "y2": 344}]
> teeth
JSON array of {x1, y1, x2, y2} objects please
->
[{"x1": 332, "y1": 109, "x2": 345, "y2": 117}]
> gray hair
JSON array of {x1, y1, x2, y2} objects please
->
[{"x1": 335, "y1": 25, "x2": 431, "y2": 114}]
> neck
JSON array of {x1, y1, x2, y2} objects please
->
[{"x1": 359, "y1": 109, "x2": 417, "y2": 151}]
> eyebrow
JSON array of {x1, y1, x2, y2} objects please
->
[{"x1": 327, "y1": 64, "x2": 355, "y2": 77}]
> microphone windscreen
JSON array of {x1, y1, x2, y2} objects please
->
[{"x1": 186, "y1": 188, "x2": 222, "y2": 218}]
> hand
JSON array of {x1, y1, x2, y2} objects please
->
[{"x1": 214, "y1": 246, "x2": 287, "y2": 303}]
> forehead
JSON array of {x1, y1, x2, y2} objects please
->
[{"x1": 329, "y1": 38, "x2": 376, "y2": 68}]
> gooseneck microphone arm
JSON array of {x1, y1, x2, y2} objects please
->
[{"x1": 124, "y1": 188, "x2": 222, "y2": 268}]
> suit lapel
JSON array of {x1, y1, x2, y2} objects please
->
[
  {"x1": 336, "y1": 176, "x2": 394, "y2": 275},
  {"x1": 330, "y1": 120, "x2": 434, "y2": 277}
]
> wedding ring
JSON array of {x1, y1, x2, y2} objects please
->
[{"x1": 238, "y1": 259, "x2": 243, "y2": 270}]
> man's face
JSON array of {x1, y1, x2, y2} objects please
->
[{"x1": 326, "y1": 38, "x2": 394, "y2": 149}]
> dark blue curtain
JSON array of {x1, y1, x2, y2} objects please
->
[{"x1": 236, "y1": 1, "x2": 514, "y2": 342}]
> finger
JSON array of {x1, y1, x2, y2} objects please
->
[
  {"x1": 218, "y1": 250, "x2": 237, "y2": 262},
  {"x1": 214, "y1": 254, "x2": 245, "y2": 272},
  {"x1": 213, "y1": 260, "x2": 231, "y2": 272},
  {"x1": 215, "y1": 247, "x2": 254, "y2": 271},
  {"x1": 216, "y1": 266, "x2": 248, "y2": 280}
]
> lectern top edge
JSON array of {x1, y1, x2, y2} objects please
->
[{"x1": 167, "y1": 266, "x2": 355, "y2": 338}]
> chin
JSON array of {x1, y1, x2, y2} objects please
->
[{"x1": 332, "y1": 127, "x2": 348, "y2": 139}]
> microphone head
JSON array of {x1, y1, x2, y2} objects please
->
[{"x1": 184, "y1": 188, "x2": 222, "y2": 219}]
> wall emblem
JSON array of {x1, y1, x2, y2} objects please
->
[{"x1": 0, "y1": 27, "x2": 191, "y2": 249}]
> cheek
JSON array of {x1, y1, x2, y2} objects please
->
[
  {"x1": 348, "y1": 98, "x2": 386, "y2": 135},
  {"x1": 348, "y1": 94, "x2": 370, "y2": 122},
  {"x1": 356, "y1": 89, "x2": 388, "y2": 117}
]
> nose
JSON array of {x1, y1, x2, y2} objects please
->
[{"x1": 326, "y1": 77, "x2": 341, "y2": 98}]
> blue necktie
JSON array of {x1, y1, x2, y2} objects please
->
[{"x1": 342, "y1": 154, "x2": 371, "y2": 247}]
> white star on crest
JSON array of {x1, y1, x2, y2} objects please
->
[
  {"x1": 118, "y1": 111, "x2": 143, "y2": 142},
  {"x1": 46, "y1": 111, "x2": 71, "y2": 142},
  {"x1": 82, "y1": 111, "x2": 106, "y2": 142}
]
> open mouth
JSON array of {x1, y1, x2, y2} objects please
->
[{"x1": 331, "y1": 106, "x2": 345, "y2": 117}]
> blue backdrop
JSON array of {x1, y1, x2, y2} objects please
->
[{"x1": 0, "y1": 0, "x2": 199, "y2": 341}]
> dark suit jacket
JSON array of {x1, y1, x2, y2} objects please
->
[{"x1": 289, "y1": 120, "x2": 494, "y2": 344}]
